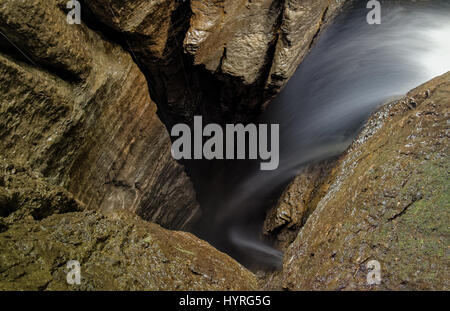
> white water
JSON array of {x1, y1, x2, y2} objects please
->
[{"x1": 192, "y1": 0, "x2": 450, "y2": 269}]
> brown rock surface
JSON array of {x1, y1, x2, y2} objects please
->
[
  {"x1": 264, "y1": 0, "x2": 346, "y2": 99},
  {"x1": 0, "y1": 167, "x2": 257, "y2": 290},
  {"x1": 185, "y1": 0, "x2": 281, "y2": 85},
  {"x1": 0, "y1": 1, "x2": 260, "y2": 291},
  {"x1": 278, "y1": 72, "x2": 450, "y2": 290},
  {"x1": 186, "y1": 0, "x2": 349, "y2": 105},
  {"x1": 0, "y1": 159, "x2": 83, "y2": 231},
  {"x1": 82, "y1": 0, "x2": 198, "y2": 126},
  {"x1": 81, "y1": 0, "x2": 349, "y2": 124},
  {"x1": 83, "y1": 0, "x2": 179, "y2": 60},
  {"x1": 1, "y1": 0, "x2": 448, "y2": 292},
  {"x1": 264, "y1": 158, "x2": 338, "y2": 250},
  {"x1": 0, "y1": 0, "x2": 199, "y2": 229}
]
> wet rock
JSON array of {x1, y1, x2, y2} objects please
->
[
  {"x1": 82, "y1": 0, "x2": 198, "y2": 126},
  {"x1": 0, "y1": 1, "x2": 260, "y2": 290},
  {"x1": 186, "y1": 0, "x2": 349, "y2": 107},
  {"x1": 0, "y1": 158, "x2": 256, "y2": 290},
  {"x1": 0, "y1": 0, "x2": 199, "y2": 230},
  {"x1": 82, "y1": 0, "x2": 349, "y2": 124},
  {"x1": 83, "y1": 0, "x2": 180, "y2": 60},
  {"x1": 0, "y1": 209, "x2": 258, "y2": 290},
  {"x1": 263, "y1": 158, "x2": 338, "y2": 250},
  {"x1": 0, "y1": 159, "x2": 82, "y2": 228},
  {"x1": 186, "y1": 0, "x2": 281, "y2": 85},
  {"x1": 279, "y1": 72, "x2": 450, "y2": 290},
  {"x1": 264, "y1": 0, "x2": 347, "y2": 100}
]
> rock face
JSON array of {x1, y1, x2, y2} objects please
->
[
  {"x1": 0, "y1": 159, "x2": 83, "y2": 232},
  {"x1": 80, "y1": 0, "x2": 349, "y2": 125},
  {"x1": 274, "y1": 72, "x2": 450, "y2": 290},
  {"x1": 0, "y1": 0, "x2": 199, "y2": 230},
  {"x1": 185, "y1": 0, "x2": 281, "y2": 85},
  {"x1": 263, "y1": 158, "x2": 338, "y2": 250},
  {"x1": 0, "y1": 0, "x2": 348, "y2": 229},
  {"x1": 0, "y1": 167, "x2": 257, "y2": 290},
  {"x1": 264, "y1": 0, "x2": 348, "y2": 100},
  {"x1": 7, "y1": 0, "x2": 446, "y2": 293}
]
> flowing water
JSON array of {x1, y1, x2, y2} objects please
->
[{"x1": 189, "y1": 0, "x2": 450, "y2": 269}]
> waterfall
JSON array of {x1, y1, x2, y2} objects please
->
[{"x1": 190, "y1": 0, "x2": 450, "y2": 269}]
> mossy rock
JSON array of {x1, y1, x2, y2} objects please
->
[{"x1": 280, "y1": 72, "x2": 450, "y2": 290}]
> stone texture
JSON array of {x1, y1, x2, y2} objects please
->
[
  {"x1": 0, "y1": 158, "x2": 83, "y2": 231},
  {"x1": 264, "y1": 0, "x2": 346, "y2": 100},
  {"x1": 263, "y1": 158, "x2": 338, "y2": 250},
  {"x1": 0, "y1": 1, "x2": 261, "y2": 291},
  {"x1": 0, "y1": 0, "x2": 199, "y2": 230},
  {"x1": 83, "y1": 0, "x2": 181, "y2": 61},
  {"x1": 81, "y1": 0, "x2": 198, "y2": 127},
  {"x1": 279, "y1": 72, "x2": 450, "y2": 290},
  {"x1": 185, "y1": 0, "x2": 281, "y2": 85},
  {"x1": 0, "y1": 171, "x2": 257, "y2": 290},
  {"x1": 1, "y1": 0, "x2": 447, "y2": 292},
  {"x1": 80, "y1": 0, "x2": 349, "y2": 125}
]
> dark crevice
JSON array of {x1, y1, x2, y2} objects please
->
[
  {"x1": 0, "y1": 32, "x2": 37, "y2": 68},
  {"x1": 387, "y1": 195, "x2": 422, "y2": 222},
  {"x1": 216, "y1": 47, "x2": 227, "y2": 74}
]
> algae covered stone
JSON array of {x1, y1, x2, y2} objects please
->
[{"x1": 280, "y1": 72, "x2": 450, "y2": 290}]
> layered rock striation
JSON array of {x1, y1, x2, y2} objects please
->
[{"x1": 81, "y1": 0, "x2": 349, "y2": 125}]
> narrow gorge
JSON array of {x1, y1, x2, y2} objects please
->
[{"x1": 0, "y1": 0, "x2": 448, "y2": 291}]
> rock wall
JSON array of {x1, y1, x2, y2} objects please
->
[
  {"x1": 0, "y1": 210, "x2": 257, "y2": 290},
  {"x1": 0, "y1": 0, "x2": 199, "y2": 230},
  {"x1": 80, "y1": 0, "x2": 349, "y2": 125},
  {"x1": 8, "y1": 0, "x2": 348, "y2": 228},
  {"x1": 1, "y1": 0, "x2": 448, "y2": 291},
  {"x1": 264, "y1": 72, "x2": 450, "y2": 290},
  {"x1": 263, "y1": 158, "x2": 338, "y2": 250},
  {"x1": 0, "y1": 0, "x2": 273, "y2": 290}
]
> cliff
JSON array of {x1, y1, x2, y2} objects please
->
[
  {"x1": 82, "y1": 0, "x2": 349, "y2": 125},
  {"x1": 0, "y1": 0, "x2": 199, "y2": 230},
  {"x1": 1, "y1": 0, "x2": 447, "y2": 291}
]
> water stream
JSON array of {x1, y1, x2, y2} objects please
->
[{"x1": 189, "y1": 0, "x2": 450, "y2": 269}]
